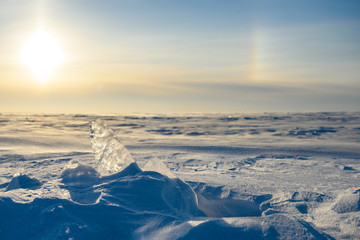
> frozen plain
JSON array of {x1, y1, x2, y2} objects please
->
[{"x1": 0, "y1": 112, "x2": 359, "y2": 239}]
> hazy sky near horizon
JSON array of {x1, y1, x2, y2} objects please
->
[{"x1": 1, "y1": 0, "x2": 359, "y2": 113}]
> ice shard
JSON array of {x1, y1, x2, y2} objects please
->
[
  {"x1": 89, "y1": 118, "x2": 135, "y2": 175},
  {"x1": 142, "y1": 157, "x2": 177, "y2": 179}
]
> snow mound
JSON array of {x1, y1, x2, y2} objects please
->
[
  {"x1": 5, "y1": 174, "x2": 42, "y2": 191},
  {"x1": 0, "y1": 160, "x2": 205, "y2": 239},
  {"x1": 61, "y1": 161, "x2": 101, "y2": 186},
  {"x1": 331, "y1": 191, "x2": 360, "y2": 213}
]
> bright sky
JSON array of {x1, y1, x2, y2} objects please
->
[{"x1": 0, "y1": 0, "x2": 359, "y2": 113}]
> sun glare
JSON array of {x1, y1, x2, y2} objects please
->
[{"x1": 22, "y1": 29, "x2": 64, "y2": 83}]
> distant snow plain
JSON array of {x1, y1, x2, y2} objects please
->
[{"x1": 0, "y1": 112, "x2": 359, "y2": 239}]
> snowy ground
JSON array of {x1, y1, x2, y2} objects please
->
[{"x1": 0, "y1": 112, "x2": 359, "y2": 239}]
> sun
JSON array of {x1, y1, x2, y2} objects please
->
[{"x1": 22, "y1": 29, "x2": 64, "y2": 83}]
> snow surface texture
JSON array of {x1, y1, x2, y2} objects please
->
[{"x1": 0, "y1": 112, "x2": 359, "y2": 239}]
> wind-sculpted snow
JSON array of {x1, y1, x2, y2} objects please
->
[
  {"x1": 0, "y1": 164, "x2": 333, "y2": 239},
  {"x1": 0, "y1": 113, "x2": 360, "y2": 239}
]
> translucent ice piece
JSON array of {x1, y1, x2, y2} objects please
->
[
  {"x1": 142, "y1": 158, "x2": 177, "y2": 179},
  {"x1": 89, "y1": 118, "x2": 135, "y2": 176}
]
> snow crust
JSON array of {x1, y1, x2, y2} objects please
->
[{"x1": 0, "y1": 112, "x2": 359, "y2": 239}]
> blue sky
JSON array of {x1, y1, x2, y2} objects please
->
[{"x1": 0, "y1": 0, "x2": 359, "y2": 113}]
